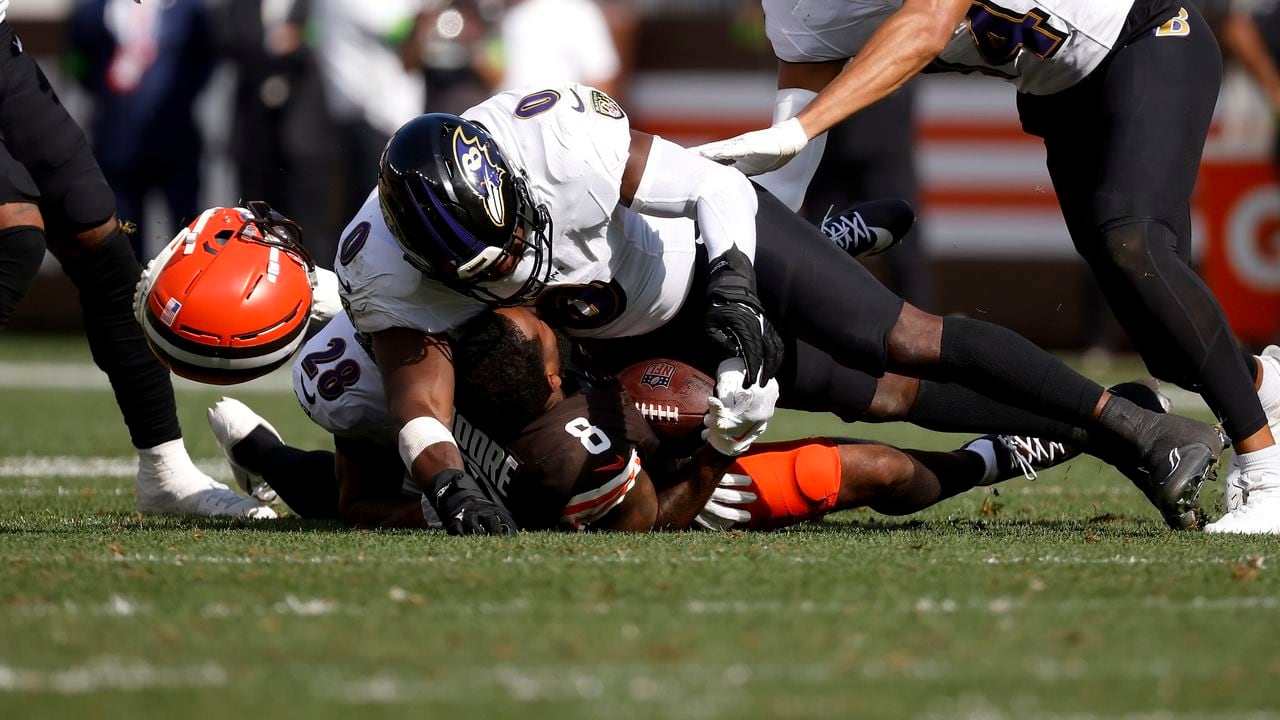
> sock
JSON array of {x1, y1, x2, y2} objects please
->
[
  {"x1": 60, "y1": 228, "x2": 181, "y2": 449},
  {"x1": 939, "y1": 316, "x2": 1105, "y2": 428},
  {"x1": 138, "y1": 437, "x2": 200, "y2": 476},
  {"x1": 1237, "y1": 444, "x2": 1280, "y2": 477},
  {"x1": 233, "y1": 427, "x2": 339, "y2": 520},
  {"x1": 1257, "y1": 356, "x2": 1280, "y2": 419},
  {"x1": 0, "y1": 225, "x2": 47, "y2": 329},
  {"x1": 753, "y1": 88, "x2": 828, "y2": 212},
  {"x1": 962, "y1": 440, "x2": 1000, "y2": 485},
  {"x1": 907, "y1": 379, "x2": 1091, "y2": 446}
]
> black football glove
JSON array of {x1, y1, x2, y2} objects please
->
[
  {"x1": 704, "y1": 247, "x2": 784, "y2": 387},
  {"x1": 428, "y1": 469, "x2": 517, "y2": 536}
]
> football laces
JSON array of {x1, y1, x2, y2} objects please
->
[{"x1": 635, "y1": 402, "x2": 680, "y2": 423}]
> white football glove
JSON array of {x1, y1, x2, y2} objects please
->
[
  {"x1": 690, "y1": 117, "x2": 809, "y2": 176},
  {"x1": 714, "y1": 357, "x2": 779, "y2": 429},
  {"x1": 309, "y1": 267, "x2": 344, "y2": 325},
  {"x1": 695, "y1": 473, "x2": 757, "y2": 531}
]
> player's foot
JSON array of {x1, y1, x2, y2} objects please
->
[
  {"x1": 964, "y1": 434, "x2": 1074, "y2": 485},
  {"x1": 819, "y1": 199, "x2": 914, "y2": 258},
  {"x1": 963, "y1": 379, "x2": 1169, "y2": 485},
  {"x1": 1133, "y1": 413, "x2": 1225, "y2": 531},
  {"x1": 135, "y1": 438, "x2": 276, "y2": 518},
  {"x1": 1204, "y1": 470, "x2": 1280, "y2": 534},
  {"x1": 207, "y1": 397, "x2": 282, "y2": 503}
]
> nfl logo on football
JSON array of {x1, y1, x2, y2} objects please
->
[{"x1": 640, "y1": 361, "x2": 676, "y2": 389}]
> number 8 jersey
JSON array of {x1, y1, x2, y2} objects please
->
[{"x1": 763, "y1": 0, "x2": 1147, "y2": 95}]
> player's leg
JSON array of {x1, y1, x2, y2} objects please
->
[
  {"x1": 1028, "y1": 8, "x2": 1276, "y2": 531},
  {"x1": 751, "y1": 59, "x2": 844, "y2": 211},
  {"x1": 208, "y1": 397, "x2": 341, "y2": 520},
  {"x1": 706, "y1": 438, "x2": 988, "y2": 530},
  {"x1": 751, "y1": 188, "x2": 1224, "y2": 523},
  {"x1": 0, "y1": 200, "x2": 47, "y2": 329},
  {"x1": 0, "y1": 30, "x2": 270, "y2": 516}
]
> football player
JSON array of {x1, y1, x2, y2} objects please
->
[
  {"x1": 210, "y1": 307, "x2": 1171, "y2": 532},
  {"x1": 0, "y1": 5, "x2": 269, "y2": 517},
  {"x1": 694, "y1": 0, "x2": 1280, "y2": 533},
  {"x1": 339, "y1": 86, "x2": 1224, "y2": 534}
]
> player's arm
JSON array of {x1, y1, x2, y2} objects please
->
[
  {"x1": 334, "y1": 435, "x2": 428, "y2": 529},
  {"x1": 372, "y1": 327, "x2": 516, "y2": 535},
  {"x1": 694, "y1": 0, "x2": 969, "y2": 174},
  {"x1": 593, "y1": 447, "x2": 738, "y2": 531},
  {"x1": 621, "y1": 129, "x2": 784, "y2": 408},
  {"x1": 1220, "y1": 11, "x2": 1280, "y2": 111}
]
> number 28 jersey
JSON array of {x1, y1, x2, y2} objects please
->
[
  {"x1": 336, "y1": 83, "x2": 699, "y2": 340},
  {"x1": 763, "y1": 0, "x2": 1140, "y2": 95}
]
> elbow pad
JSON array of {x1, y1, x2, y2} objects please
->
[{"x1": 629, "y1": 136, "x2": 758, "y2": 261}]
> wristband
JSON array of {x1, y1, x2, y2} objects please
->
[{"x1": 397, "y1": 416, "x2": 456, "y2": 469}]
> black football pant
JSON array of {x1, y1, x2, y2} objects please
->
[
  {"x1": 0, "y1": 22, "x2": 179, "y2": 449},
  {"x1": 1017, "y1": 4, "x2": 1267, "y2": 443},
  {"x1": 587, "y1": 187, "x2": 1107, "y2": 445}
]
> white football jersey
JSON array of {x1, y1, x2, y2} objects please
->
[
  {"x1": 763, "y1": 0, "x2": 1137, "y2": 95},
  {"x1": 337, "y1": 83, "x2": 699, "y2": 339}
]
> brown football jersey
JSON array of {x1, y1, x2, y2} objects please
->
[{"x1": 455, "y1": 385, "x2": 660, "y2": 531}]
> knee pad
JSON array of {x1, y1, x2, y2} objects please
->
[
  {"x1": 0, "y1": 225, "x2": 48, "y2": 327},
  {"x1": 60, "y1": 227, "x2": 141, "y2": 319},
  {"x1": 47, "y1": 175, "x2": 117, "y2": 236}
]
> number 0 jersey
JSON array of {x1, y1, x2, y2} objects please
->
[
  {"x1": 763, "y1": 0, "x2": 1144, "y2": 95},
  {"x1": 336, "y1": 83, "x2": 699, "y2": 340}
]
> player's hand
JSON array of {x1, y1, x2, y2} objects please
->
[
  {"x1": 714, "y1": 357, "x2": 779, "y2": 427},
  {"x1": 690, "y1": 117, "x2": 809, "y2": 176},
  {"x1": 695, "y1": 473, "x2": 757, "y2": 530},
  {"x1": 428, "y1": 469, "x2": 517, "y2": 536},
  {"x1": 704, "y1": 249, "x2": 784, "y2": 387},
  {"x1": 309, "y1": 267, "x2": 344, "y2": 325},
  {"x1": 703, "y1": 370, "x2": 777, "y2": 456}
]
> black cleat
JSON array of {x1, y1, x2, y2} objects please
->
[
  {"x1": 962, "y1": 379, "x2": 1169, "y2": 486},
  {"x1": 819, "y1": 198, "x2": 915, "y2": 258},
  {"x1": 1137, "y1": 414, "x2": 1226, "y2": 530}
]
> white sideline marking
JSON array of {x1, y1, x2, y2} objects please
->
[
  {"x1": 0, "y1": 456, "x2": 231, "y2": 481},
  {"x1": 0, "y1": 657, "x2": 227, "y2": 693},
  {"x1": 0, "y1": 360, "x2": 293, "y2": 392}
]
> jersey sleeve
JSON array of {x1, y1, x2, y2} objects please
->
[{"x1": 335, "y1": 191, "x2": 488, "y2": 335}]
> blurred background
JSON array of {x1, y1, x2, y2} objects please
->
[{"x1": 6, "y1": 0, "x2": 1279, "y2": 353}]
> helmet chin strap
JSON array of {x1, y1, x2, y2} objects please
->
[{"x1": 483, "y1": 244, "x2": 538, "y2": 301}]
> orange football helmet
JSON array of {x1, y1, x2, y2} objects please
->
[{"x1": 134, "y1": 202, "x2": 317, "y2": 385}]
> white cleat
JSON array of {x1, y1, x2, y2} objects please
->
[
  {"x1": 207, "y1": 397, "x2": 282, "y2": 504},
  {"x1": 1205, "y1": 470, "x2": 1280, "y2": 534},
  {"x1": 135, "y1": 445, "x2": 276, "y2": 518}
]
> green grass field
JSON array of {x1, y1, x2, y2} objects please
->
[{"x1": 2, "y1": 334, "x2": 1279, "y2": 719}]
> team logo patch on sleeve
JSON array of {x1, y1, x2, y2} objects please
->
[
  {"x1": 590, "y1": 90, "x2": 625, "y2": 119},
  {"x1": 640, "y1": 361, "x2": 676, "y2": 389},
  {"x1": 452, "y1": 127, "x2": 508, "y2": 226}
]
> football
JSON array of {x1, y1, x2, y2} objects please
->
[{"x1": 618, "y1": 358, "x2": 714, "y2": 440}]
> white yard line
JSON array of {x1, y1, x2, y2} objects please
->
[
  {"x1": 0, "y1": 455, "x2": 231, "y2": 480},
  {"x1": 0, "y1": 360, "x2": 293, "y2": 393},
  {"x1": 0, "y1": 657, "x2": 227, "y2": 693}
]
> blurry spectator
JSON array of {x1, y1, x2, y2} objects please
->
[
  {"x1": 215, "y1": 0, "x2": 343, "y2": 267},
  {"x1": 477, "y1": 0, "x2": 620, "y2": 96},
  {"x1": 68, "y1": 0, "x2": 216, "y2": 259},
  {"x1": 803, "y1": 85, "x2": 932, "y2": 310},
  {"x1": 312, "y1": 0, "x2": 426, "y2": 221},
  {"x1": 418, "y1": 1, "x2": 494, "y2": 115}
]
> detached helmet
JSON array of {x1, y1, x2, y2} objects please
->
[
  {"x1": 377, "y1": 113, "x2": 553, "y2": 306},
  {"x1": 134, "y1": 202, "x2": 316, "y2": 385}
]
